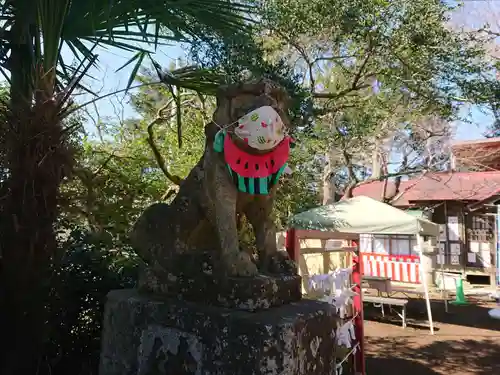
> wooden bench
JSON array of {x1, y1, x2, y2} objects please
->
[{"x1": 364, "y1": 295, "x2": 409, "y2": 328}]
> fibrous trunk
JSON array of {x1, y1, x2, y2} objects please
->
[{"x1": 0, "y1": 102, "x2": 72, "y2": 374}]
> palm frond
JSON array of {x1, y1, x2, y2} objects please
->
[
  {"x1": 153, "y1": 61, "x2": 226, "y2": 94},
  {"x1": 65, "y1": 62, "x2": 228, "y2": 118},
  {"x1": 57, "y1": 0, "x2": 256, "y2": 91},
  {"x1": 2, "y1": 0, "x2": 257, "y2": 106}
]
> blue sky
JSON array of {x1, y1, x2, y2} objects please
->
[
  {"x1": 77, "y1": 41, "x2": 491, "y2": 141},
  {"x1": 454, "y1": 106, "x2": 491, "y2": 140},
  {"x1": 2, "y1": 1, "x2": 495, "y2": 141},
  {"x1": 65, "y1": 42, "x2": 185, "y2": 133}
]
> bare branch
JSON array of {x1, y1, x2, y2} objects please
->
[
  {"x1": 91, "y1": 153, "x2": 114, "y2": 178},
  {"x1": 312, "y1": 55, "x2": 358, "y2": 64},
  {"x1": 313, "y1": 83, "x2": 371, "y2": 99},
  {"x1": 146, "y1": 100, "x2": 184, "y2": 186},
  {"x1": 275, "y1": 30, "x2": 316, "y2": 93}
]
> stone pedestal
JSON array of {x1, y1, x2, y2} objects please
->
[
  {"x1": 137, "y1": 251, "x2": 302, "y2": 312},
  {"x1": 139, "y1": 265, "x2": 302, "y2": 311},
  {"x1": 99, "y1": 289, "x2": 340, "y2": 375}
]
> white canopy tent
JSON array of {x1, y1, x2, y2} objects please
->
[
  {"x1": 289, "y1": 195, "x2": 439, "y2": 237},
  {"x1": 289, "y1": 196, "x2": 440, "y2": 334}
]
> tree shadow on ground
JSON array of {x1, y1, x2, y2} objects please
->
[
  {"x1": 409, "y1": 298, "x2": 500, "y2": 331},
  {"x1": 366, "y1": 337, "x2": 500, "y2": 375},
  {"x1": 366, "y1": 357, "x2": 441, "y2": 375}
]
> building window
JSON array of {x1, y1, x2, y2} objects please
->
[
  {"x1": 469, "y1": 215, "x2": 494, "y2": 242},
  {"x1": 373, "y1": 235, "x2": 389, "y2": 254},
  {"x1": 372, "y1": 234, "x2": 416, "y2": 256}
]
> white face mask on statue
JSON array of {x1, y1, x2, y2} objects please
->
[{"x1": 234, "y1": 106, "x2": 286, "y2": 151}]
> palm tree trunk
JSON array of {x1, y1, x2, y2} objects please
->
[
  {"x1": 0, "y1": 13, "x2": 71, "y2": 374},
  {"x1": 0, "y1": 107, "x2": 70, "y2": 375}
]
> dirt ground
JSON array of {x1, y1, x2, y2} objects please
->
[{"x1": 363, "y1": 292, "x2": 500, "y2": 375}]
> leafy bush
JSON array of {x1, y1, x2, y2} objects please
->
[{"x1": 42, "y1": 227, "x2": 140, "y2": 375}]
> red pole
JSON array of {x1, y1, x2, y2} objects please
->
[
  {"x1": 285, "y1": 228, "x2": 294, "y2": 260},
  {"x1": 352, "y1": 240, "x2": 366, "y2": 375},
  {"x1": 285, "y1": 228, "x2": 301, "y2": 273},
  {"x1": 286, "y1": 228, "x2": 300, "y2": 259}
]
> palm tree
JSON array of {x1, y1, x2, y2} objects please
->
[{"x1": 0, "y1": 1, "x2": 254, "y2": 373}]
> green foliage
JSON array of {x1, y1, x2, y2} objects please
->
[
  {"x1": 262, "y1": 0, "x2": 497, "y2": 115},
  {"x1": 274, "y1": 133, "x2": 323, "y2": 227},
  {"x1": 257, "y1": 0, "x2": 500, "y2": 189},
  {"x1": 44, "y1": 226, "x2": 139, "y2": 375},
  {"x1": 62, "y1": 71, "x2": 209, "y2": 242}
]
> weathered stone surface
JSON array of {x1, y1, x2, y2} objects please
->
[
  {"x1": 138, "y1": 255, "x2": 302, "y2": 311},
  {"x1": 99, "y1": 289, "x2": 339, "y2": 375}
]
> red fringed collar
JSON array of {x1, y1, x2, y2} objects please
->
[{"x1": 223, "y1": 134, "x2": 292, "y2": 178}]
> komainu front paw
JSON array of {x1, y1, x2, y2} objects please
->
[
  {"x1": 266, "y1": 251, "x2": 297, "y2": 275},
  {"x1": 225, "y1": 251, "x2": 259, "y2": 277}
]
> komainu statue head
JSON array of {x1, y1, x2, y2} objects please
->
[{"x1": 206, "y1": 79, "x2": 293, "y2": 150}]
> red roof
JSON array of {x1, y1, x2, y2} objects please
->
[
  {"x1": 451, "y1": 137, "x2": 500, "y2": 170},
  {"x1": 351, "y1": 171, "x2": 500, "y2": 207},
  {"x1": 451, "y1": 137, "x2": 500, "y2": 148}
]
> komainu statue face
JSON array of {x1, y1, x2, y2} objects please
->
[{"x1": 207, "y1": 79, "x2": 292, "y2": 153}]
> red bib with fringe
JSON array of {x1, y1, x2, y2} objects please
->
[{"x1": 224, "y1": 135, "x2": 291, "y2": 178}]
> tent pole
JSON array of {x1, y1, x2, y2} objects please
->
[
  {"x1": 442, "y1": 201, "x2": 449, "y2": 313},
  {"x1": 417, "y1": 234, "x2": 435, "y2": 335}
]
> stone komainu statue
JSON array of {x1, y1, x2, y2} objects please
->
[{"x1": 130, "y1": 79, "x2": 296, "y2": 283}]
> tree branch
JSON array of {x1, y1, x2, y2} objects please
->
[
  {"x1": 146, "y1": 101, "x2": 183, "y2": 186},
  {"x1": 314, "y1": 38, "x2": 376, "y2": 101},
  {"x1": 313, "y1": 84, "x2": 371, "y2": 99},
  {"x1": 275, "y1": 31, "x2": 316, "y2": 93}
]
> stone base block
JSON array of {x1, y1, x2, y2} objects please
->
[
  {"x1": 139, "y1": 265, "x2": 302, "y2": 311},
  {"x1": 99, "y1": 289, "x2": 340, "y2": 375}
]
